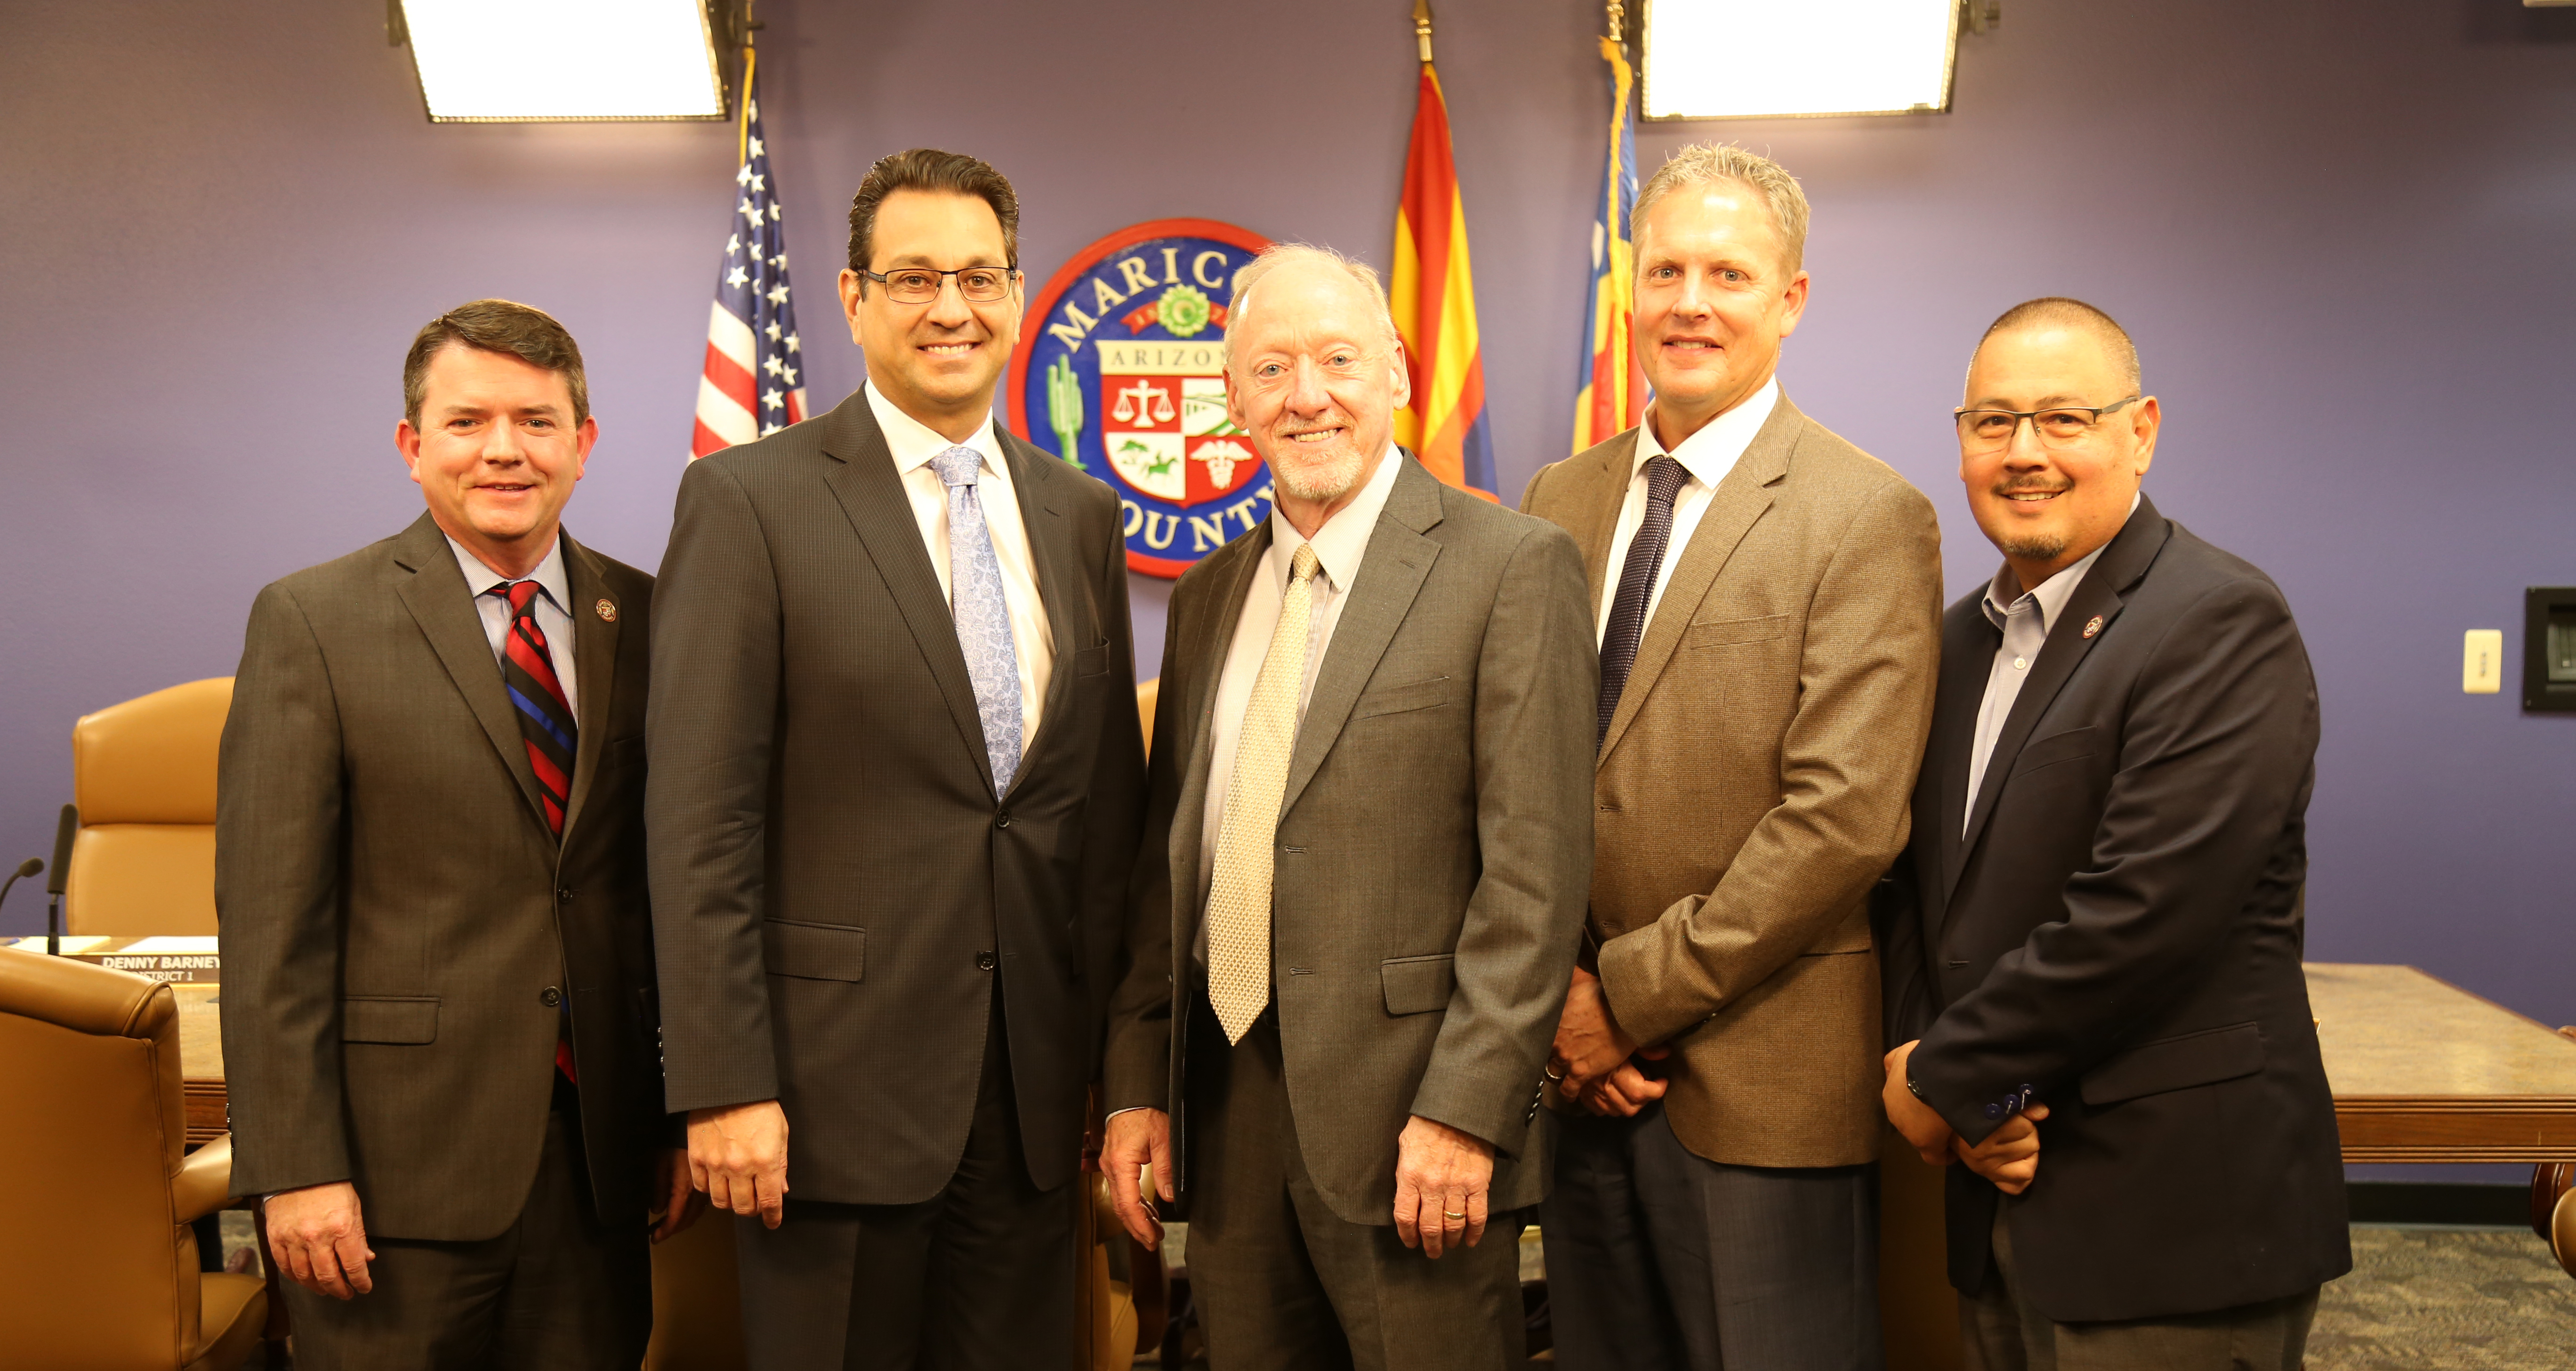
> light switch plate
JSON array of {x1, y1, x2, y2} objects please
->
[{"x1": 2464, "y1": 629, "x2": 2504, "y2": 694}]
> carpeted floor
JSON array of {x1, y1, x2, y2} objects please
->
[{"x1": 2307, "y1": 1225, "x2": 2576, "y2": 1369}]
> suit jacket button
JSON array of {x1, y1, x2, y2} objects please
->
[
  {"x1": 976, "y1": 951, "x2": 998, "y2": 971},
  {"x1": 1983, "y1": 1103, "x2": 2003, "y2": 1120},
  {"x1": 995, "y1": 810, "x2": 1012, "y2": 829},
  {"x1": 540, "y1": 986, "x2": 563, "y2": 1007}
]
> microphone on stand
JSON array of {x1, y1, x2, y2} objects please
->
[
  {"x1": 45, "y1": 804, "x2": 76, "y2": 957},
  {"x1": 0, "y1": 858, "x2": 42, "y2": 928}
]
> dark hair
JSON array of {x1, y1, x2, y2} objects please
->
[
  {"x1": 402, "y1": 299, "x2": 590, "y2": 427},
  {"x1": 1979, "y1": 297, "x2": 2141, "y2": 392},
  {"x1": 845, "y1": 148, "x2": 1020, "y2": 291}
]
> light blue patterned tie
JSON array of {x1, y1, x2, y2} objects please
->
[{"x1": 931, "y1": 445, "x2": 1024, "y2": 796}]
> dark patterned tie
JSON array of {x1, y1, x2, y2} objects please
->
[
  {"x1": 1597, "y1": 454, "x2": 1690, "y2": 749},
  {"x1": 488, "y1": 581, "x2": 580, "y2": 1083},
  {"x1": 490, "y1": 581, "x2": 579, "y2": 835}
]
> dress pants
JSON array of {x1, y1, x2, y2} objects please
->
[
  {"x1": 1540, "y1": 1100, "x2": 1881, "y2": 1371},
  {"x1": 279, "y1": 1085, "x2": 652, "y2": 1371},
  {"x1": 1961, "y1": 1210, "x2": 2318, "y2": 1371},
  {"x1": 1185, "y1": 998, "x2": 1523, "y2": 1371},
  {"x1": 732, "y1": 996, "x2": 1073, "y2": 1371}
]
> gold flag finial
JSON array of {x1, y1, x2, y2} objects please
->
[
  {"x1": 1605, "y1": 0, "x2": 1626, "y2": 47},
  {"x1": 1413, "y1": 0, "x2": 1433, "y2": 64}
]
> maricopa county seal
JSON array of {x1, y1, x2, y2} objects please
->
[{"x1": 1007, "y1": 219, "x2": 1273, "y2": 577}]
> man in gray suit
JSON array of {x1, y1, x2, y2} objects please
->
[
  {"x1": 1100, "y1": 245, "x2": 1597, "y2": 1371},
  {"x1": 648, "y1": 149, "x2": 1147, "y2": 1370},
  {"x1": 220, "y1": 299, "x2": 694, "y2": 1369}
]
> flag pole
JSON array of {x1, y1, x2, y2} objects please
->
[
  {"x1": 1413, "y1": 0, "x2": 1433, "y2": 64},
  {"x1": 737, "y1": 1, "x2": 759, "y2": 167}
]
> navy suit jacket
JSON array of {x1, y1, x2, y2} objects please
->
[{"x1": 1877, "y1": 494, "x2": 2351, "y2": 1322}]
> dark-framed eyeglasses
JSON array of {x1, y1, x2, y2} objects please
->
[
  {"x1": 1954, "y1": 395, "x2": 2140, "y2": 452},
  {"x1": 862, "y1": 265, "x2": 1018, "y2": 304}
]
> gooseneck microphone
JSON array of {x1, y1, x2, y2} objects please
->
[
  {"x1": 0, "y1": 858, "x2": 41, "y2": 923},
  {"x1": 45, "y1": 804, "x2": 75, "y2": 957}
]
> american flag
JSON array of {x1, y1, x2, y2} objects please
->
[{"x1": 692, "y1": 64, "x2": 808, "y2": 457}]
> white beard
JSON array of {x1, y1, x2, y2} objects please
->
[{"x1": 1270, "y1": 445, "x2": 1366, "y2": 503}]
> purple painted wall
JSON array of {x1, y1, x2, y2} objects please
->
[{"x1": 5, "y1": 0, "x2": 2572, "y2": 1081}]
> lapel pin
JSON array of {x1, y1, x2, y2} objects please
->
[
  {"x1": 596, "y1": 599, "x2": 617, "y2": 622},
  {"x1": 2081, "y1": 614, "x2": 2104, "y2": 639}
]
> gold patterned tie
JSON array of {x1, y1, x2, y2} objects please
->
[{"x1": 1207, "y1": 542, "x2": 1321, "y2": 1044}]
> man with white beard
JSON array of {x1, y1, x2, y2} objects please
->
[{"x1": 1099, "y1": 245, "x2": 1598, "y2": 1371}]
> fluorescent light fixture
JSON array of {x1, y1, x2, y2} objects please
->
[
  {"x1": 1642, "y1": 0, "x2": 1961, "y2": 120},
  {"x1": 399, "y1": 0, "x2": 727, "y2": 122}
]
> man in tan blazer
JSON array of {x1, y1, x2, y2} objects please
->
[
  {"x1": 1520, "y1": 145, "x2": 1942, "y2": 1370},
  {"x1": 219, "y1": 301, "x2": 694, "y2": 1369},
  {"x1": 1100, "y1": 246, "x2": 1596, "y2": 1371}
]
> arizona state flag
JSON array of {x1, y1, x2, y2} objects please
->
[
  {"x1": 1390, "y1": 51, "x2": 1497, "y2": 499},
  {"x1": 1571, "y1": 34, "x2": 1646, "y2": 455}
]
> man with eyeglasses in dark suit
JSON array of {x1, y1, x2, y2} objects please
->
[
  {"x1": 1877, "y1": 298, "x2": 2349, "y2": 1371},
  {"x1": 647, "y1": 149, "x2": 1148, "y2": 1370}
]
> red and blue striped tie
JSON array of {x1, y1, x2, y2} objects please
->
[
  {"x1": 489, "y1": 581, "x2": 577, "y2": 837},
  {"x1": 489, "y1": 581, "x2": 580, "y2": 1083}
]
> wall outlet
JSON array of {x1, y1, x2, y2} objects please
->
[{"x1": 2464, "y1": 629, "x2": 2504, "y2": 694}]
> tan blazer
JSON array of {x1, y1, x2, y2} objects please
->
[{"x1": 1520, "y1": 393, "x2": 1942, "y2": 1168}]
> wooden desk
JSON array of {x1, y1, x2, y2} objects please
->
[{"x1": 2307, "y1": 962, "x2": 2576, "y2": 1162}]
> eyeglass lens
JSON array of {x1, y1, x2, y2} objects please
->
[
  {"x1": 883, "y1": 269, "x2": 1011, "y2": 303},
  {"x1": 1957, "y1": 409, "x2": 2104, "y2": 450}
]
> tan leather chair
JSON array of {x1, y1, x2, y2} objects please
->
[
  {"x1": 0, "y1": 947, "x2": 265, "y2": 1369},
  {"x1": 67, "y1": 677, "x2": 232, "y2": 936}
]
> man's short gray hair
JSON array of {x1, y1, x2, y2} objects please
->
[
  {"x1": 1222, "y1": 243, "x2": 1403, "y2": 373},
  {"x1": 1634, "y1": 144, "x2": 1812, "y2": 275}
]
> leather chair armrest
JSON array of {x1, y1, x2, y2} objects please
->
[{"x1": 174, "y1": 1133, "x2": 240, "y2": 1224}]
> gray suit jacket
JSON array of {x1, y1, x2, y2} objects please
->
[
  {"x1": 1104, "y1": 455, "x2": 1597, "y2": 1224},
  {"x1": 218, "y1": 514, "x2": 666, "y2": 1242},
  {"x1": 648, "y1": 390, "x2": 1147, "y2": 1205}
]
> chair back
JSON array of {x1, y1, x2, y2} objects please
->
[
  {"x1": 0, "y1": 948, "x2": 206, "y2": 1368},
  {"x1": 69, "y1": 677, "x2": 231, "y2": 936}
]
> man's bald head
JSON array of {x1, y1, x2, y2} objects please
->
[{"x1": 1974, "y1": 298, "x2": 2140, "y2": 395}]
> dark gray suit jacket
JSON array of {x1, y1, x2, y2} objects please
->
[
  {"x1": 648, "y1": 389, "x2": 1147, "y2": 1204},
  {"x1": 1104, "y1": 455, "x2": 1596, "y2": 1225},
  {"x1": 218, "y1": 514, "x2": 666, "y2": 1242},
  {"x1": 1878, "y1": 495, "x2": 2351, "y2": 1321}
]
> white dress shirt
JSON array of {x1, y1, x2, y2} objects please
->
[
  {"x1": 449, "y1": 533, "x2": 578, "y2": 718},
  {"x1": 1594, "y1": 378, "x2": 1779, "y2": 644},
  {"x1": 1195, "y1": 445, "x2": 1404, "y2": 928},
  {"x1": 866, "y1": 379, "x2": 1055, "y2": 748},
  {"x1": 1961, "y1": 494, "x2": 2139, "y2": 831}
]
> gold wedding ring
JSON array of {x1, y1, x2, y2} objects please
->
[{"x1": 1443, "y1": 1210, "x2": 1466, "y2": 1219}]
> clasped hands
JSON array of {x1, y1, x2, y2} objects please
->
[
  {"x1": 1549, "y1": 966, "x2": 1668, "y2": 1117},
  {"x1": 1880, "y1": 1039, "x2": 2047, "y2": 1194},
  {"x1": 1103, "y1": 1108, "x2": 1495, "y2": 1258}
]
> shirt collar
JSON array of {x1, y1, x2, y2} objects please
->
[
  {"x1": 1266, "y1": 442, "x2": 1404, "y2": 593},
  {"x1": 866, "y1": 379, "x2": 1001, "y2": 477},
  {"x1": 1979, "y1": 492, "x2": 2142, "y2": 632},
  {"x1": 1635, "y1": 376, "x2": 1779, "y2": 490},
  {"x1": 447, "y1": 532, "x2": 570, "y2": 613}
]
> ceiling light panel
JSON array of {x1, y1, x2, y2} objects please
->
[
  {"x1": 402, "y1": 0, "x2": 725, "y2": 122},
  {"x1": 1642, "y1": 0, "x2": 1960, "y2": 121}
]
